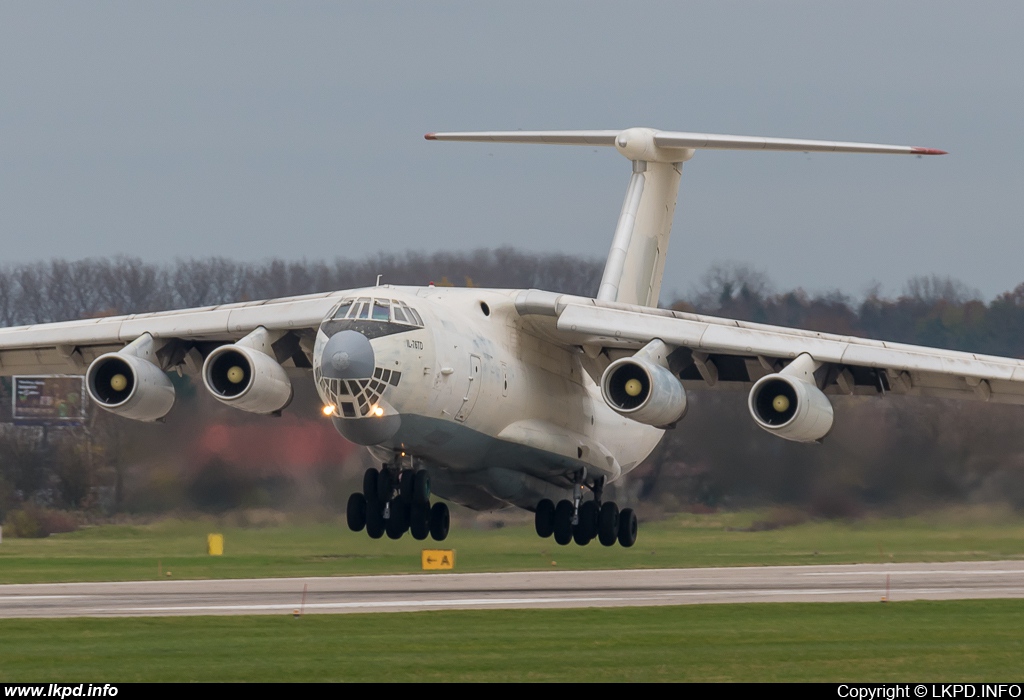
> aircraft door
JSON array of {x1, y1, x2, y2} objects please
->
[{"x1": 455, "y1": 354, "x2": 483, "y2": 422}]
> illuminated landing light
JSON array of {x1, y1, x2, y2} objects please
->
[
  {"x1": 371, "y1": 405, "x2": 385, "y2": 417},
  {"x1": 624, "y1": 379, "x2": 643, "y2": 397},
  {"x1": 227, "y1": 366, "x2": 246, "y2": 384},
  {"x1": 322, "y1": 404, "x2": 336, "y2": 417},
  {"x1": 110, "y1": 374, "x2": 128, "y2": 392},
  {"x1": 772, "y1": 395, "x2": 790, "y2": 413}
]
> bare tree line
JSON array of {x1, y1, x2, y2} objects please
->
[{"x1": 0, "y1": 249, "x2": 605, "y2": 326}]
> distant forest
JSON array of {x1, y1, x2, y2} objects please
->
[{"x1": 3, "y1": 251, "x2": 1024, "y2": 534}]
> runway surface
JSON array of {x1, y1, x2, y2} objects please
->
[{"x1": 1, "y1": 560, "x2": 1023, "y2": 618}]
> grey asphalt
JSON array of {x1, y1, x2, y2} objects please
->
[{"x1": 1, "y1": 561, "x2": 1022, "y2": 618}]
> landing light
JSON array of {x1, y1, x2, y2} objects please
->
[
  {"x1": 372, "y1": 405, "x2": 384, "y2": 417},
  {"x1": 772, "y1": 395, "x2": 790, "y2": 413},
  {"x1": 322, "y1": 404, "x2": 336, "y2": 417}
]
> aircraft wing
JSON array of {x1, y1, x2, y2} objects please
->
[
  {"x1": 0, "y1": 291, "x2": 344, "y2": 376},
  {"x1": 516, "y1": 291, "x2": 1024, "y2": 404}
]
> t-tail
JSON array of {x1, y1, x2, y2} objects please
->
[{"x1": 426, "y1": 127, "x2": 946, "y2": 307}]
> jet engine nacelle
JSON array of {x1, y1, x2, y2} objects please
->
[
  {"x1": 748, "y1": 367, "x2": 834, "y2": 443},
  {"x1": 86, "y1": 351, "x2": 175, "y2": 422},
  {"x1": 203, "y1": 344, "x2": 293, "y2": 415},
  {"x1": 601, "y1": 356, "x2": 687, "y2": 427}
]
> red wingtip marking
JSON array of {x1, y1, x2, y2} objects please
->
[
  {"x1": 424, "y1": 133, "x2": 437, "y2": 140},
  {"x1": 911, "y1": 147, "x2": 948, "y2": 155}
]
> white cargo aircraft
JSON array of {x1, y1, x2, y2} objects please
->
[{"x1": 6, "y1": 126, "x2": 1001, "y2": 549}]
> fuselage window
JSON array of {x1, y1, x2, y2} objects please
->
[{"x1": 372, "y1": 300, "x2": 390, "y2": 321}]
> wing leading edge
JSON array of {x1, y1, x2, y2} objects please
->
[
  {"x1": 515, "y1": 291, "x2": 1024, "y2": 405},
  {"x1": 0, "y1": 291, "x2": 344, "y2": 376}
]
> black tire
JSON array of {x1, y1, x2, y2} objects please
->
[
  {"x1": 410, "y1": 502, "x2": 430, "y2": 540},
  {"x1": 413, "y1": 469, "x2": 431, "y2": 504},
  {"x1": 574, "y1": 500, "x2": 598, "y2": 545},
  {"x1": 399, "y1": 470, "x2": 414, "y2": 504},
  {"x1": 386, "y1": 502, "x2": 409, "y2": 540},
  {"x1": 365, "y1": 502, "x2": 385, "y2": 539},
  {"x1": 429, "y1": 502, "x2": 450, "y2": 541},
  {"x1": 553, "y1": 500, "x2": 574, "y2": 546},
  {"x1": 598, "y1": 501, "x2": 619, "y2": 547},
  {"x1": 618, "y1": 507, "x2": 638, "y2": 548},
  {"x1": 362, "y1": 468, "x2": 379, "y2": 501},
  {"x1": 535, "y1": 499, "x2": 555, "y2": 538},
  {"x1": 346, "y1": 492, "x2": 367, "y2": 532},
  {"x1": 376, "y1": 469, "x2": 393, "y2": 503}
]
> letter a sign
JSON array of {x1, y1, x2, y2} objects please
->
[{"x1": 421, "y1": 549, "x2": 456, "y2": 570}]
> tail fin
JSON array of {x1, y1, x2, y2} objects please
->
[{"x1": 426, "y1": 127, "x2": 945, "y2": 307}]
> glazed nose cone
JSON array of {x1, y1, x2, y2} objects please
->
[{"x1": 320, "y1": 330, "x2": 374, "y2": 379}]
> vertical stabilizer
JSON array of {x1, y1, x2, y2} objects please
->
[{"x1": 597, "y1": 159, "x2": 683, "y2": 307}]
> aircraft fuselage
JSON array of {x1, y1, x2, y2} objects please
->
[{"x1": 312, "y1": 285, "x2": 663, "y2": 511}]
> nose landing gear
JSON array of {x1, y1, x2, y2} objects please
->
[
  {"x1": 534, "y1": 476, "x2": 637, "y2": 548},
  {"x1": 347, "y1": 464, "x2": 449, "y2": 542}
]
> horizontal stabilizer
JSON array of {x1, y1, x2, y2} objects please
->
[
  {"x1": 425, "y1": 128, "x2": 946, "y2": 158},
  {"x1": 425, "y1": 126, "x2": 945, "y2": 309}
]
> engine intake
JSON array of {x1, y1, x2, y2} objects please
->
[
  {"x1": 86, "y1": 352, "x2": 175, "y2": 422},
  {"x1": 748, "y1": 355, "x2": 833, "y2": 443},
  {"x1": 203, "y1": 344, "x2": 292, "y2": 415},
  {"x1": 601, "y1": 356, "x2": 686, "y2": 427}
]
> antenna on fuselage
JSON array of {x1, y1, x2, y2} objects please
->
[
  {"x1": 376, "y1": 274, "x2": 383, "y2": 287},
  {"x1": 425, "y1": 128, "x2": 945, "y2": 308}
]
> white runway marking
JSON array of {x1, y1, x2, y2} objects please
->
[{"x1": 2, "y1": 561, "x2": 1023, "y2": 618}]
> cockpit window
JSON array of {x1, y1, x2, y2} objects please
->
[
  {"x1": 328, "y1": 297, "x2": 424, "y2": 327},
  {"x1": 332, "y1": 301, "x2": 353, "y2": 319}
]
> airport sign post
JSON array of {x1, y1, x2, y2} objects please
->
[{"x1": 12, "y1": 375, "x2": 87, "y2": 427}]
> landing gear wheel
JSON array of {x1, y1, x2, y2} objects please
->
[
  {"x1": 399, "y1": 470, "x2": 414, "y2": 504},
  {"x1": 386, "y1": 502, "x2": 409, "y2": 540},
  {"x1": 535, "y1": 499, "x2": 555, "y2": 538},
  {"x1": 362, "y1": 468, "x2": 379, "y2": 501},
  {"x1": 346, "y1": 492, "x2": 367, "y2": 532},
  {"x1": 598, "y1": 501, "x2": 619, "y2": 547},
  {"x1": 365, "y1": 502, "x2": 385, "y2": 539},
  {"x1": 410, "y1": 502, "x2": 430, "y2": 540},
  {"x1": 429, "y1": 502, "x2": 450, "y2": 541},
  {"x1": 553, "y1": 500, "x2": 574, "y2": 546},
  {"x1": 376, "y1": 469, "x2": 393, "y2": 503},
  {"x1": 574, "y1": 501, "x2": 597, "y2": 545},
  {"x1": 413, "y1": 469, "x2": 431, "y2": 504},
  {"x1": 618, "y1": 507, "x2": 638, "y2": 548}
]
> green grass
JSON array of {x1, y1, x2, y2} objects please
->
[
  {"x1": 1, "y1": 600, "x2": 1022, "y2": 681},
  {"x1": 3, "y1": 508, "x2": 1024, "y2": 584}
]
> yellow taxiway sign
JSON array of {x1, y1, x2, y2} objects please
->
[{"x1": 421, "y1": 549, "x2": 455, "y2": 570}]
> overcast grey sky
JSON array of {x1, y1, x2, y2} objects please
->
[{"x1": 1, "y1": 2, "x2": 1021, "y2": 301}]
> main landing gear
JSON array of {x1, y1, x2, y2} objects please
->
[
  {"x1": 534, "y1": 476, "x2": 637, "y2": 547},
  {"x1": 347, "y1": 465, "x2": 449, "y2": 541}
]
